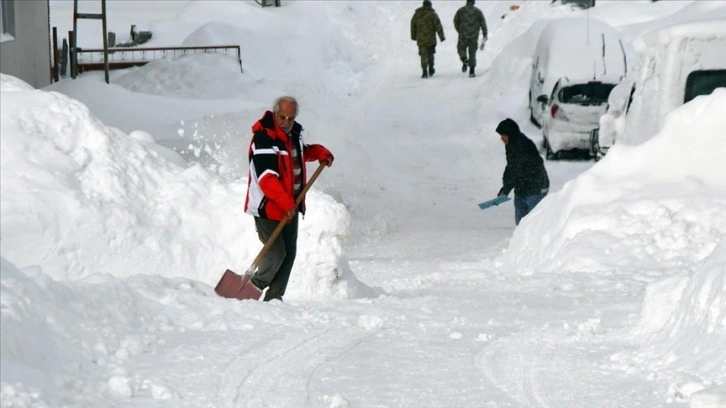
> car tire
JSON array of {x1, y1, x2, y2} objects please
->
[
  {"x1": 530, "y1": 107, "x2": 541, "y2": 128},
  {"x1": 528, "y1": 91, "x2": 541, "y2": 128},
  {"x1": 589, "y1": 128, "x2": 600, "y2": 160},
  {"x1": 543, "y1": 136, "x2": 557, "y2": 160}
]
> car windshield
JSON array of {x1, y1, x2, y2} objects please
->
[{"x1": 558, "y1": 82, "x2": 615, "y2": 105}]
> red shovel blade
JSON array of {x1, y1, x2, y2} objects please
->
[{"x1": 214, "y1": 269, "x2": 261, "y2": 301}]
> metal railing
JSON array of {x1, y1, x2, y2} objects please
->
[{"x1": 74, "y1": 45, "x2": 242, "y2": 73}]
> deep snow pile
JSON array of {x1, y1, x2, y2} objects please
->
[
  {"x1": 621, "y1": 241, "x2": 726, "y2": 406},
  {"x1": 1, "y1": 254, "x2": 315, "y2": 407},
  {"x1": 501, "y1": 90, "x2": 726, "y2": 275},
  {"x1": 501, "y1": 90, "x2": 726, "y2": 405},
  {"x1": 0, "y1": 73, "x2": 371, "y2": 300}
]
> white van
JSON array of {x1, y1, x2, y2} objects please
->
[
  {"x1": 589, "y1": 79, "x2": 635, "y2": 158},
  {"x1": 528, "y1": 18, "x2": 629, "y2": 128},
  {"x1": 595, "y1": 18, "x2": 726, "y2": 154}
]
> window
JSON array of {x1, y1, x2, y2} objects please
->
[
  {"x1": 1, "y1": 0, "x2": 16, "y2": 42},
  {"x1": 684, "y1": 69, "x2": 726, "y2": 103},
  {"x1": 559, "y1": 81, "x2": 615, "y2": 105}
]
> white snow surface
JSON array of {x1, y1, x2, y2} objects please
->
[{"x1": 2, "y1": 1, "x2": 725, "y2": 407}]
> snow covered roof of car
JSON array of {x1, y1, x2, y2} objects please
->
[
  {"x1": 634, "y1": 17, "x2": 726, "y2": 52},
  {"x1": 536, "y1": 18, "x2": 628, "y2": 93}
]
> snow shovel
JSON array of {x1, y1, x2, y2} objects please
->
[
  {"x1": 214, "y1": 161, "x2": 329, "y2": 301},
  {"x1": 478, "y1": 195, "x2": 511, "y2": 210}
]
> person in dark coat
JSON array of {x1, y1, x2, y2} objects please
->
[
  {"x1": 495, "y1": 118, "x2": 550, "y2": 225},
  {"x1": 410, "y1": 0, "x2": 445, "y2": 79}
]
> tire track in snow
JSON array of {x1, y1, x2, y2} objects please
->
[
  {"x1": 475, "y1": 327, "x2": 663, "y2": 408},
  {"x1": 477, "y1": 334, "x2": 552, "y2": 408},
  {"x1": 215, "y1": 327, "x2": 371, "y2": 408}
]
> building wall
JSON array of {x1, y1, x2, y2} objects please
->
[{"x1": 0, "y1": 0, "x2": 51, "y2": 88}]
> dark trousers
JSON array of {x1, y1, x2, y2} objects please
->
[
  {"x1": 418, "y1": 45, "x2": 436, "y2": 70},
  {"x1": 457, "y1": 36, "x2": 478, "y2": 67},
  {"x1": 514, "y1": 193, "x2": 546, "y2": 225},
  {"x1": 250, "y1": 215, "x2": 298, "y2": 301}
]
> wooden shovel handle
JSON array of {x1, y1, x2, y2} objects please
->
[{"x1": 245, "y1": 161, "x2": 329, "y2": 274}]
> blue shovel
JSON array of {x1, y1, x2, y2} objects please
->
[{"x1": 478, "y1": 195, "x2": 511, "y2": 210}]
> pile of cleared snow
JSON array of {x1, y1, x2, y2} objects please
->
[
  {"x1": 0, "y1": 255, "x2": 292, "y2": 406},
  {"x1": 500, "y1": 88, "x2": 726, "y2": 407},
  {"x1": 500, "y1": 89, "x2": 726, "y2": 275},
  {"x1": 0, "y1": 73, "x2": 370, "y2": 300},
  {"x1": 611, "y1": 239, "x2": 726, "y2": 407},
  {"x1": 113, "y1": 53, "x2": 247, "y2": 99},
  {"x1": 1, "y1": 257, "x2": 177, "y2": 406}
]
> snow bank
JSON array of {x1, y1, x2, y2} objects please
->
[
  {"x1": 612, "y1": 238, "x2": 726, "y2": 407},
  {"x1": 113, "y1": 53, "x2": 246, "y2": 100},
  {"x1": 500, "y1": 87, "x2": 726, "y2": 407},
  {"x1": 0, "y1": 255, "x2": 274, "y2": 406},
  {"x1": 1, "y1": 256, "x2": 159, "y2": 406},
  {"x1": 0, "y1": 73, "x2": 371, "y2": 299},
  {"x1": 500, "y1": 89, "x2": 726, "y2": 274}
]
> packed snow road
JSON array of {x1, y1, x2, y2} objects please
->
[
  {"x1": 6, "y1": 2, "x2": 721, "y2": 407},
  {"x1": 106, "y1": 229, "x2": 666, "y2": 407}
]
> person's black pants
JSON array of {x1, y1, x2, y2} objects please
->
[{"x1": 251, "y1": 214, "x2": 298, "y2": 301}]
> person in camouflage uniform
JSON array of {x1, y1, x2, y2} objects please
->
[
  {"x1": 454, "y1": 0, "x2": 488, "y2": 77},
  {"x1": 410, "y1": 0, "x2": 445, "y2": 79}
]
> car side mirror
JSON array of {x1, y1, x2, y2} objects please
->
[{"x1": 536, "y1": 95, "x2": 548, "y2": 104}]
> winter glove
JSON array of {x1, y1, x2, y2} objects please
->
[
  {"x1": 321, "y1": 152, "x2": 334, "y2": 167},
  {"x1": 479, "y1": 38, "x2": 487, "y2": 51},
  {"x1": 497, "y1": 186, "x2": 510, "y2": 197},
  {"x1": 285, "y1": 207, "x2": 297, "y2": 221}
]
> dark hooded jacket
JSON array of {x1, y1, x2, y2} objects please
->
[{"x1": 496, "y1": 118, "x2": 550, "y2": 196}]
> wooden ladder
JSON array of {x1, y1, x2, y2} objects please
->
[{"x1": 72, "y1": 0, "x2": 110, "y2": 83}]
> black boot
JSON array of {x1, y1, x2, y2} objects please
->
[
  {"x1": 469, "y1": 66, "x2": 476, "y2": 77},
  {"x1": 422, "y1": 68, "x2": 428, "y2": 79},
  {"x1": 461, "y1": 59, "x2": 468, "y2": 73},
  {"x1": 428, "y1": 65, "x2": 435, "y2": 77}
]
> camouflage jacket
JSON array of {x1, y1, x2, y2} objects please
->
[
  {"x1": 454, "y1": 4, "x2": 488, "y2": 40},
  {"x1": 410, "y1": 5, "x2": 445, "y2": 47}
]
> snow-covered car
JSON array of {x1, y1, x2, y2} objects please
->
[
  {"x1": 560, "y1": 0, "x2": 595, "y2": 9},
  {"x1": 540, "y1": 77, "x2": 617, "y2": 159},
  {"x1": 589, "y1": 79, "x2": 635, "y2": 159},
  {"x1": 600, "y1": 18, "x2": 726, "y2": 152},
  {"x1": 528, "y1": 18, "x2": 629, "y2": 128}
]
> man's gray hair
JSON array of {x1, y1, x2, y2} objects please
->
[{"x1": 273, "y1": 96, "x2": 298, "y2": 113}]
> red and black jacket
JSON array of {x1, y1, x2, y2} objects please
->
[{"x1": 244, "y1": 110, "x2": 331, "y2": 221}]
